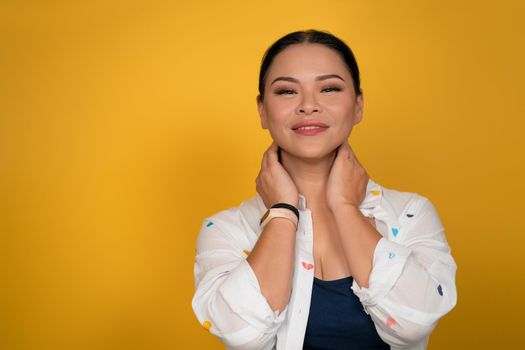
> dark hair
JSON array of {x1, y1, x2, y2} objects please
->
[{"x1": 257, "y1": 29, "x2": 362, "y2": 102}]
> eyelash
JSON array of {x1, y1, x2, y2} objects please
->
[
  {"x1": 276, "y1": 89, "x2": 296, "y2": 95},
  {"x1": 321, "y1": 87, "x2": 341, "y2": 93},
  {"x1": 275, "y1": 87, "x2": 342, "y2": 95}
]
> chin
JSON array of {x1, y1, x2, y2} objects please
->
[{"x1": 282, "y1": 144, "x2": 339, "y2": 161}]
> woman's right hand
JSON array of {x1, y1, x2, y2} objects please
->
[{"x1": 255, "y1": 142, "x2": 299, "y2": 208}]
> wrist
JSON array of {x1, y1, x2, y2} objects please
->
[
  {"x1": 276, "y1": 198, "x2": 298, "y2": 208},
  {"x1": 260, "y1": 204, "x2": 300, "y2": 230},
  {"x1": 331, "y1": 202, "x2": 361, "y2": 218}
]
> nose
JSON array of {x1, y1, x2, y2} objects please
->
[{"x1": 295, "y1": 91, "x2": 321, "y2": 115}]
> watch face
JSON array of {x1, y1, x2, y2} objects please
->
[{"x1": 259, "y1": 209, "x2": 270, "y2": 225}]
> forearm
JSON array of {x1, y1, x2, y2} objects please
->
[
  {"x1": 246, "y1": 218, "x2": 297, "y2": 312},
  {"x1": 332, "y1": 204, "x2": 381, "y2": 288},
  {"x1": 193, "y1": 217, "x2": 290, "y2": 347}
]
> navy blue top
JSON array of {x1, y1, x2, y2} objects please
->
[{"x1": 303, "y1": 276, "x2": 390, "y2": 350}]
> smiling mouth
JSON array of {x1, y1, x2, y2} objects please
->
[
  {"x1": 293, "y1": 125, "x2": 327, "y2": 131},
  {"x1": 292, "y1": 121, "x2": 329, "y2": 129},
  {"x1": 292, "y1": 125, "x2": 329, "y2": 136}
]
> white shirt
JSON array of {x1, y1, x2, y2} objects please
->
[{"x1": 192, "y1": 178, "x2": 457, "y2": 349}]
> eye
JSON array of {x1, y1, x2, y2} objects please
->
[
  {"x1": 321, "y1": 86, "x2": 342, "y2": 93},
  {"x1": 275, "y1": 88, "x2": 297, "y2": 95}
]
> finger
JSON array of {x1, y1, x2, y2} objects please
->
[
  {"x1": 354, "y1": 152, "x2": 364, "y2": 168},
  {"x1": 261, "y1": 142, "x2": 274, "y2": 168},
  {"x1": 346, "y1": 142, "x2": 359, "y2": 161},
  {"x1": 266, "y1": 142, "x2": 280, "y2": 165},
  {"x1": 261, "y1": 147, "x2": 267, "y2": 169},
  {"x1": 350, "y1": 148, "x2": 366, "y2": 171},
  {"x1": 332, "y1": 142, "x2": 343, "y2": 162},
  {"x1": 337, "y1": 141, "x2": 349, "y2": 159},
  {"x1": 345, "y1": 141, "x2": 355, "y2": 159}
]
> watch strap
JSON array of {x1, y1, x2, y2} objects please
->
[
  {"x1": 270, "y1": 203, "x2": 299, "y2": 221},
  {"x1": 259, "y1": 207, "x2": 299, "y2": 230}
]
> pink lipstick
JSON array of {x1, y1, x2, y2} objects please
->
[{"x1": 292, "y1": 122, "x2": 329, "y2": 136}]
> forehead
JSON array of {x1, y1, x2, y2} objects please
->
[{"x1": 266, "y1": 43, "x2": 350, "y2": 80}]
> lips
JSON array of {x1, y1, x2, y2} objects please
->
[
  {"x1": 291, "y1": 121, "x2": 329, "y2": 130},
  {"x1": 292, "y1": 121, "x2": 329, "y2": 136}
]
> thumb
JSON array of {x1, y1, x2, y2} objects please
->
[
  {"x1": 337, "y1": 140, "x2": 350, "y2": 157},
  {"x1": 266, "y1": 142, "x2": 280, "y2": 165}
]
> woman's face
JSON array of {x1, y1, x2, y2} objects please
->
[{"x1": 258, "y1": 43, "x2": 363, "y2": 161}]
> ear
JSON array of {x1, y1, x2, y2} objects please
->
[
  {"x1": 257, "y1": 95, "x2": 268, "y2": 129},
  {"x1": 353, "y1": 92, "x2": 364, "y2": 126}
]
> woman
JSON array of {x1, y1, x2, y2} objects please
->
[{"x1": 192, "y1": 30, "x2": 457, "y2": 350}]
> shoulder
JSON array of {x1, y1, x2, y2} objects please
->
[
  {"x1": 380, "y1": 183, "x2": 428, "y2": 219},
  {"x1": 376, "y1": 181, "x2": 446, "y2": 240},
  {"x1": 382, "y1": 186, "x2": 428, "y2": 217}
]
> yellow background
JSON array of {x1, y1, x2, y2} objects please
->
[{"x1": 1, "y1": 1, "x2": 524, "y2": 349}]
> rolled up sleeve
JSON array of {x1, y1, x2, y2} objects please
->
[
  {"x1": 192, "y1": 218, "x2": 286, "y2": 349},
  {"x1": 352, "y1": 238, "x2": 413, "y2": 307},
  {"x1": 351, "y1": 197, "x2": 458, "y2": 348}
]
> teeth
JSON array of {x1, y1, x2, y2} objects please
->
[{"x1": 297, "y1": 126, "x2": 322, "y2": 130}]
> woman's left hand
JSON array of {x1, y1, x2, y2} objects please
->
[{"x1": 326, "y1": 140, "x2": 369, "y2": 212}]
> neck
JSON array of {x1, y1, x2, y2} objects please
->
[{"x1": 280, "y1": 148, "x2": 337, "y2": 208}]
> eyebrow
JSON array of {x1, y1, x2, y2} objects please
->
[{"x1": 270, "y1": 74, "x2": 345, "y2": 85}]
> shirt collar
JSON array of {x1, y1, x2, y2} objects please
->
[
  {"x1": 296, "y1": 178, "x2": 382, "y2": 211},
  {"x1": 361, "y1": 178, "x2": 383, "y2": 210},
  {"x1": 248, "y1": 178, "x2": 384, "y2": 235}
]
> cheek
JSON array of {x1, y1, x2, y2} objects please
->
[
  {"x1": 326, "y1": 104, "x2": 358, "y2": 135},
  {"x1": 265, "y1": 100, "x2": 294, "y2": 125},
  {"x1": 326, "y1": 102, "x2": 355, "y2": 123}
]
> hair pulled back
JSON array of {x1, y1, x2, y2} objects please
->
[{"x1": 257, "y1": 29, "x2": 362, "y2": 102}]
